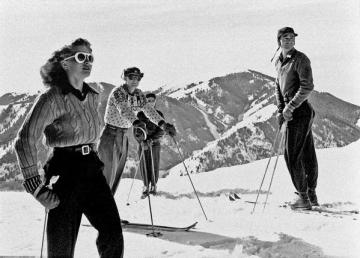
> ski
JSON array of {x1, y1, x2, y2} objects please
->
[
  {"x1": 280, "y1": 202, "x2": 359, "y2": 216},
  {"x1": 82, "y1": 221, "x2": 198, "y2": 232},
  {"x1": 121, "y1": 221, "x2": 198, "y2": 232},
  {"x1": 228, "y1": 192, "x2": 241, "y2": 201}
]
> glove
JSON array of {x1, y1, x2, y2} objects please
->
[
  {"x1": 34, "y1": 185, "x2": 60, "y2": 210},
  {"x1": 133, "y1": 119, "x2": 146, "y2": 130},
  {"x1": 276, "y1": 112, "x2": 285, "y2": 126},
  {"x1": 23, "y1": 175, "x2": 60, "y2": 210},
  {"x1": 160, "y1": 122, "x2": 176, "y2": 137},
  {"x1": 282, "y1": 104, "x2": 294, "y2": 121},
  {"x1": 133, "y1": 119, "x2": 147, "y2": 141}
]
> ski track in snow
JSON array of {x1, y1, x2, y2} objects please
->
[{"x1": 1, "y1": 141, "x2": 359, "y2": 257}]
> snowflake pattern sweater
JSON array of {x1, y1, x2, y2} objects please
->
[{"x1": 104, "y1": 84, "x2": 164, "y2": 128}]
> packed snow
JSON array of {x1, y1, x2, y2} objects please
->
[{"x1": 0, "y1": 140, "x2": 359, "y2": 257}]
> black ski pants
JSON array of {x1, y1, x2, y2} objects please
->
[
  {"x1": 138, "y1": 140, "x2": 161, "y2": 187},
  {"x1": 284, "y1": 101, "x2": 318, "y2": 194},
  {"x1": 44, "y1": 148, "x2": 124, "y2": 258}
]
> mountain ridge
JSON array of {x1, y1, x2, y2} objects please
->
[{"x1": 1, "y1": 69, "x2": 359, "y2": 186}]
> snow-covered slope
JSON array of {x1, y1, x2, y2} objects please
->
[
  {"x1": 1, "y1": 71, "x2": 360, "y2": 184},
  {"x1": 1, "y1": 140, "x2": 359, "y2": 257}
]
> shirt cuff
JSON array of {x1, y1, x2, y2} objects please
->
[
  {"x1": 21, "y1": 165, "x2": 39, "y2": 180},
  {"x1": 23, "y1": 175, "x2": 42, "y2": 194}
]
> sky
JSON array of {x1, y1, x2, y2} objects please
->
[{"x1": 1, "y1": 0, "x2": 359, "y2": 105}]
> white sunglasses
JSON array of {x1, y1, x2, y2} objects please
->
[{"x1": 63, "y1": 52, "x2": 94, "y2": 64}]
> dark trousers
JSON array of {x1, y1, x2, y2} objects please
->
[
  {"x1": 284, "y1": 101, "x2": 318, "y2": 194},
  {"x1": 44, "y1": 149, "x2": 124, "y2": 258},
  {"x1": 98, "y1": 124, "x2": 129, "y2": 195},
  {"x1": 138, "y1": 141, "x2": 161, "y2": 187}
]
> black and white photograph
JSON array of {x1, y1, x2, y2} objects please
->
[{"x1": 0, "y1": 0, "x2": 359, "y2": 257}]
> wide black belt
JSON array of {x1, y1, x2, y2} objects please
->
[{"x1": 55, "y1": 143, "x2": 95, "y2": 155}]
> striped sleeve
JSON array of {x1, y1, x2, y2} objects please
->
[{"x1": 14, "y1": 91, "x2": 56, "y2": 180}]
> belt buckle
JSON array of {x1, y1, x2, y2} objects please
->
[{"x1": 81, "y1": 145, "x2": 90, "y2": 155}]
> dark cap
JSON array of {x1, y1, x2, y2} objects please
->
[
  {"x1": 277, "y1": 27, "x2": 298, "y2": 46},
  {"x1": 277, "y1": 27, "x2": 298, "y2": 40},
  {"x1": 124, "y1": 67, "x2": 144, "y2": 78},
  {"x1": 145, "y1": 93, "x2": 156, "y2": 99}
]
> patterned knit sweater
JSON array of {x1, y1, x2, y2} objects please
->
[
  {"x1": 104, "y1": 84, "x2": 164, "y2": 128},
  {"x1": 14, "y1": 83, "x2": 102, "y2": 180}
]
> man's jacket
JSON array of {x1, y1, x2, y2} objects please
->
[{"x1": 275, "y1": 48, "x2": 314, "y2": 112}]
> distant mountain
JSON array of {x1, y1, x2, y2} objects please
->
[{"x1": 1, "y1": 70, "x2": 360, "y2": 186}]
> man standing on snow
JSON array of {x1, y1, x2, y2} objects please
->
[
  {"x1": 97, "y1": 67, "x2": 176, "y2": 195},
  {"x1": 273, "y1": 27, "x2": 319, "y2": 210},
  {"x1": 133, "y1": 93, "x2": 165, "y2": 198}
]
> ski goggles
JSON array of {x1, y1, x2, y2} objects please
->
[
  {"x1": 127, "y1": 74, "x2": 143, "y2": 81},
  {"x1": 63, "y1": 52, "x2": 94, "y2": 64}
]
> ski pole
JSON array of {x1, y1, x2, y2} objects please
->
[
  {"x1": 251, "y1": 124, "x2": 282, "y2": 214},
  {"x1": 172, "y1": 137, "x2": 208, "y2": 220},
  {"x1": 141, "y1": 142, "x2": 161, "y2": 237},
  {"x1": 40, "y1": 208, "x2": 49, "y2": 258},
  {"x1": 126, "y1": 149, "x2": 144, "y2": 206},
  {"x1": 262, "y1": 122, "x2": 287, "y2": 211},
  {"x1": 148, "y1": 140, "x2": 157, "y2": 193}
]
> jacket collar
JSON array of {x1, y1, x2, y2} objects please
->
[
  {"x1": 279, "y1": 48, "x2": 297, "y2": 63},
  {"x1": 61, "y1": 81, "x2": 98, "y2": 100}
]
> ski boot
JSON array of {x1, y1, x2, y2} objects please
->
[
  {"x1": 307, "y1": 189, "x2": 319, "y2": 206},
  {"x1": 141, "y1": 186, "x2": 149, "y2": 199},
  {"x1": 291, "y1": 192, "x2": 312, "y2": 210},
  {"x1": 149, "y1": 185, "x2": 157, "y2": 195}
]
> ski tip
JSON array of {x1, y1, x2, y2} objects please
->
[
  {"x1": 234, "y1": 193, "x2": 241, "y2": 199},
  {"x1": 184, "y1": 222, "x2": 198, "y2": 231}
]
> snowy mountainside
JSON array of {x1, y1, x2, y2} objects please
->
[
  {"x1": 157, "y1": 70, "x2": 360, "y2": 174},
  {"x1": 1, "y1": 70, "x2": 360, "y2": 184}
]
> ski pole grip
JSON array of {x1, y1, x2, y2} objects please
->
[{"x1": 134, "y1": 126, "x2": 147, "y2": 141}]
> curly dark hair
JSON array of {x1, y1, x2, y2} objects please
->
[{"x1": 40, "y1": 38, "x2": 92, "y2": 88}]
